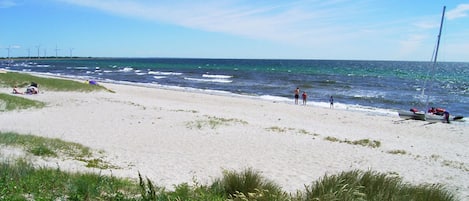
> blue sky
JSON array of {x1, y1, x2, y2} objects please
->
[{"x1": 1, "y1": 0, "x2": 468, "y2": 61}]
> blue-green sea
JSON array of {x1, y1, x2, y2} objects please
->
[{"x1": 2, "y1": 58, "x2": 468, "y2": 118}]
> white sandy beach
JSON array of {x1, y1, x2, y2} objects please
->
[{"x1": 1, "y1": 80, "x2": 468, "y2": 199}]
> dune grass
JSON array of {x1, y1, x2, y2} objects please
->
[
  {"x1": 303, "y1": 170, "x2": 455, "y2": 201},
  {"x1": 0, "y1": 71, "x2": 109, "y2": 92},
  {"x1": 0, "y1": 160, "x2": 457, "y2": 201},
  {"x1": 186, "y1": 116, "x2": 248, "y2": 129},
  {"x1": 0, "y1": 132, "x2": 115, "y2": 169},
  {"x1": 324, "y1": 136, "x2": 381, "y2": 148},
  {"x1": 0, "y1": 159, "x2": 136, "y2": 201},
  {"x1": 0, "y1": 93, "x2": 45, "y2": 111},
  {"x1": 0, "y1": 132, "x2": 458, "y2": 200}
]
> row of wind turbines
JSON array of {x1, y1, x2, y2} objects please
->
[{"x1": 3, "y1": 45, "x2": 75, "y2": 59}]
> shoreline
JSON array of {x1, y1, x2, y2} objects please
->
[{"x1": 1, "y1": 74, "x2": 468, "y2": 199}]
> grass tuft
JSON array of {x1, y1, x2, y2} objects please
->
[
  {"x1": 212, "y1": 168, "x2": 288, "y2": 201},
  {"x1": 324, "y1": 136, "x2": 381, "y2": 148},
  {"x1": 186, "y1": 115, "x2": 248, "y2": 129},
  {"x1": 387, "y1": 149, "x2": 408, "y2": 155},
  {"x1": 0, "y1": 93, "x2": 46, "y2": 111},
  {"x1": 303, "y1": 170, "x2": 455, "y2": 201}
]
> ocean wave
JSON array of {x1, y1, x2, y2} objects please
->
[
  {"x1": 184, "y1": 77, "x2": 232, "y2": 83},
  {"x1": 148, "y1": 71, "x2": 182, "y2": 76},
  {"x1": 119, "y1": 67, "x2": 134, "y2": 72},
  {"x1": 153, "y1": 76, "x2": 166, "y2": 79},
  {"x1": 202, "y1": 74, "x2": 232, "y2": 79}
]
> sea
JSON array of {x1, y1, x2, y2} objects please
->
[{"x1": 2, "y1": 58, "x2": 468, "y2": 119}]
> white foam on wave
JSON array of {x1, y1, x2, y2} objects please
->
[
  {"x1": 202, "y1": 74, "x2": 232, "y2": 79},
  {"x1": 153, "y1": 76, "x2": 166, "y2": 79},
  {"x1": 148, "y1": 71, "x2": 182, "y2": 76},
  {"x1": 184, "y1": 77, "x2": 232, "y2": 83},
  {"x1": 120, "y1": 67, "x2": 134, "y2": 72}
]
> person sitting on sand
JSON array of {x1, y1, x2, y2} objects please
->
[
  {"x1": 12, "y1": 86, "x2": 23, "y2": 94},
  {"x1": 25, "y1": 84, "x2": 38, "y2": 94}
]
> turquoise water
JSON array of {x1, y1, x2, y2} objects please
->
[{"x1": 3, "y1": 58, "x2": 468, "y2": 117}]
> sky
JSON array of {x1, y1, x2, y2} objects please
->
[{"x1": 1, "y1": 0, "x2": 468, "y2": 61}]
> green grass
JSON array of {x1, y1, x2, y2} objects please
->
[
  {"x1": 0, "y1": 71, "x2": 109, "y2": 92},
  {"x1": 0, "y1": 132, "x2": 115, "y2": 169},
  {"x1": 0, "y1": 132, "x2": 91, "y2": 158},
  {"x1": 303, "y1": 170, "x2": 455, "y2": 201},
  {"x1": 387, "y1": 149, "x2": 408, "y2": 155},
  {"x1": 0, "y1": 93, "x2": 46, "y2": 111},
  {"x1": 324, "y1": 136, "x2": 381, "y2": 148},
  {"x1": 0, "y1": 159, "x2": 136, "y2": 201},
  {"x1": 186, "y1": 116, "x2": 248, "y2": 129},
  {"x1": 0, "y1": 159, "x2": 457, "y2": 201}
]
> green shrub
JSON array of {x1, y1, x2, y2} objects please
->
[
  {"x1": 212, "y1": 168, "x2": 288, "y2": 201},
  {"x1": 303, "y1": 170, "x2": 455, "y2": 201}
]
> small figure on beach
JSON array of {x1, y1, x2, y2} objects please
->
[
  {"x1": 12, "y1": 86, "x2": 23, "y2": 94},
  {"x1": 444, "y1": 111, "x2": 450, "y2": 123},
  {"x1": 86, "y1": 80, "x2": 98, "y2": 85},
  {"x1": 294, "y1": 87, "x2": 300, "y2": 105},
  {"x1": 25, "y1": 86, "x2": 38, "y2": 94},
  {"x1": 25, "y1": 82, "x2": 39, "y2": 94},
  {"x1": 302, "y1": 91, "x2": 307, "y2": 105},
  {"x1": 329, "y1": 96, "x2": 334, "y2": 109}
]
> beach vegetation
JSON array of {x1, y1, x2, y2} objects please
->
[
  {"x1": 186, "y1": 116, "x2": 248, "y2": 129},
  {"x1": 0, "y1": 132, "x2": 115, "y2": 169},
  {"x1": 387, "y1": 149, "x2": 408, "y2": 155},
  {"x1": 324, "y1": 136, "x2": 340, "y2": 142},
  {"x1": 297, "y1": 129, "x2": 320, "y2": 136},
  {"x1": 211, "y1": 168, "x2": 288, "y2": 201},
  {"x1": 0, "y1": 159, "x2": 457, "y2": 201},
  {"x1": 302, "y1": 170, "x2": 455, "y2": 201},
  {"x1": 0, "y1": 71, "x2": 109, "y2": 92},
  {"x1": 265, "y1": 126, "x2": 288, "y2": 133},
  {"x1": 0, "y1": 159, "x2": 136, "y2": 201},
  {"x1": 0, "y1": 93, "x2": 46, "y2": 111},
  {"x1": 324, "y1": 136, "x2": 381, "y2": 148},
  {"x1": 172, "y1": 109, "x2": 199, "y2": 113}
]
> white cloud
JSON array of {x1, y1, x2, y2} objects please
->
[
  {"x1": 0, "y1": 0, "x2": 17, "y2": 8},
  {"x1": 57, "y1": 0, "x2": 372, "y2": 46},
  {"x1": 446, "y1": 3, "x2": 469, "y2": 20}
]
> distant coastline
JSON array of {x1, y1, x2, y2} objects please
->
[{"x1": 1, "y1": 57, "x2": 469, "y2": 63}]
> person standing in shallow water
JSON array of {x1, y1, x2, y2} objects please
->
[
  {"x1": 294, "y1": 87, "x2": 300, "y2": 105},
  {"x1": 302, "y1": 91, "x2": 307, "y2": 105},
  {"x1": 329, "y1": 96, "x2": 334, "y2": 109}
]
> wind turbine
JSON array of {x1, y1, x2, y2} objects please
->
[
  {"x1": 5, "y1": 45, "x2": 20, "y2": 65},
  {"x1": 36, "y1": 45, "x2": 41, "y2": 59},
  {"x1": 6, "y1": 45, "x2": 11, "y2": 59},
  {"x1": 27, "y1": 48, "x2": 31, "y2": 59},
  {"x1": 69, "y1": 48, "x2": 74, "y2": 58},
  {"x1": 55, "y1": 45, "x2": 61, "y2": 58}
]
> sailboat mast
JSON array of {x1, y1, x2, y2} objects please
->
[
  {"x1": 433, "y1": 6, "x2": 446, "y2": 64},
  {"x1": 424, "y1": 6, "x2": 446, "y2": 114}
]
